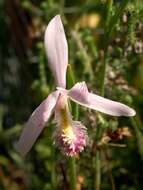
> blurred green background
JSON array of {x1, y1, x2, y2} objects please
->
[{"x1": 0, "y1": 0, "x2": 143, "y2": 189}]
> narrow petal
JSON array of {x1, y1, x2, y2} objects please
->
[
  {"x1": 15, "y1": 91, "x2": 59, "y2": 156},
  {"x1": 44, "y1": 15, "x2": 68, "y2": 88},
  {"x1": 68, "y1": 82, "x2": 136, "y2": 117}
]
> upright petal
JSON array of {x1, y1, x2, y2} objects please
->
[
  {"x1": 15, "y1": 91, "x2": 59, "y2": 156},
  {"x1": 68, "y1": 82, "x2": 136, "y2": 117},
  {"x1": 44, "y1": 15, "x2": 68, "y2": 88}
]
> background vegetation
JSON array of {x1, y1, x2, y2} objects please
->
[{"x1": 0, "y1": 0, "x2": 143, "y2": 189}]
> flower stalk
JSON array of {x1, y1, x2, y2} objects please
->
[
  {"x1": 68, "y1": 156, "x2": 76, "y2": 190},
  {"x1": 67, "y1": 64, "x2": 77, "y2": 190}
]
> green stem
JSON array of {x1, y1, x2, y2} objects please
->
[
  {"x1": 100, "y1": 50, "x2": 108, "y2": 97},
  {"x1": 68, "y1": 157, "x2": 76, "y2": 190},
  {"x1": 95, "y1": 1, "x2": 113, "y2": 189},
  {"x1": 105, "y1": 0, "x2": 113, "y2": 31},
  {"x1": 94, "y1": 121, "x2": 102, "y2": 190},
  {"x1": 67, "y1": 64, "x2": 77, "y2": 190},
  {"x1": 95, "y1": 150, "x2": 101, "y2": 190},
  {"x1": 100, "y1": 0, "x2": 113, "y2": 96},
  {"x1": 94, "y1": 1, "x2": 130, "y2": 189}
]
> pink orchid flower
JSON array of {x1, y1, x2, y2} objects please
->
[{"x1": 15, "y1": 15, "x2": 136, "y2": 157}]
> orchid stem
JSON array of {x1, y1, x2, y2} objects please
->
[
  {"x1": 100, "y1": 50, "x2": 108, "y2": 96},
  {"x1": 68, "y1": 157, "x2": 76, "y2": 190},
  {"x1": 94, "y1": 52, "x2": 108, "y2": 189},
  {"x1": 95, "y1": 150, "x2": 101, "y2": 190},
  {"x1": 67, "y1": 64, "x2": 77, "y2": 190}
]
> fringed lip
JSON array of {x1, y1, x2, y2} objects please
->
[{"x1": 53, "y1": 120, "x2": 88, "y2": 156}]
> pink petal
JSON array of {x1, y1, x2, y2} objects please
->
[
  {"x1": 15, "y1": 91, "x2": 59, "y2": 156},
  {"x1": 68, "y1": 82, "x2": 89, "y2": 103},
  {"x1": 68, "y1": 82, "x2": 136, "y2": 117},
  {"x1": 44, "y1": 15, "x2": 68, "y2": 88}
]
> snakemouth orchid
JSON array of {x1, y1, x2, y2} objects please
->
[{"x1": 15, "y1": 15, "x2": 136, "y2": 157}]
